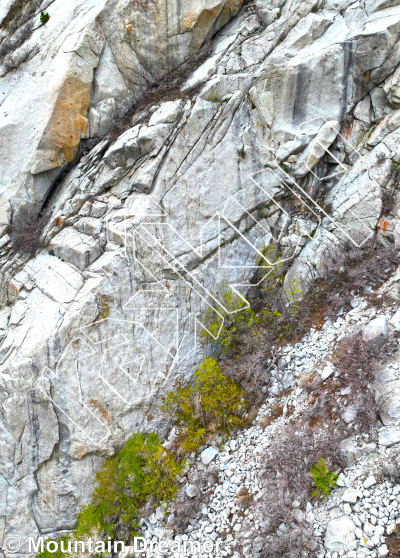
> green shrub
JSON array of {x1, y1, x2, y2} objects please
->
[
  {"x1": 310, "y1": 458, "x2": 338, "y2": 499},
  {"x1": 259, "y1": 244, "x2": 299, "y2": 304},
  {"x1": 162, "y1": 358, "x2": 247, "y2": 453},
  {"x1": 40, "y1": 11, "x2": 50, "y2": 24},
  {"x1": 209, "y1": 90, "x2": 220, "y2": 102},
  {"x1": 201, "y1": 287, "x2": 260, "y2": 354},
  {"x1": 255, "y1": 244, "x2": 302, "y2": 341},
  {"x1": 78, "y1": 432, "x2": 184, "y2": 538},
  {"x1": 35, "y1": 537, "x2": 69, "y2": 558},
  {"x1": 200, "y1": 248, "x2": 301, "y2": 352},
  {"x1": 208, "y1": 91, "x2": 228, "y2": 103},
  {"x1": 36, "y1": 432, "x2": 184, "y2": 557},
  {"x1": 75, "y1": 456, "x2": 120, "y2": 538}
]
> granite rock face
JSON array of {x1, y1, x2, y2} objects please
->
[
  {"x1": 1, "y1": 0, "x2": 400, "y2": 553},
  {"x1": 0, "y1": 0, "x2": 243, "y2": 229}
]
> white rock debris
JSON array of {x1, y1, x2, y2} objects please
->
[
  {"x1": 117, "y1": 289, "x2": 400, "y2": 558},
  {"x1": 2, "y1": 0, "x2": 400, "y2": 552}
]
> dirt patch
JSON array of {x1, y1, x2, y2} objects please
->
[{"x1": 387, "y1": 525, "x2": 400, "y2": 557}]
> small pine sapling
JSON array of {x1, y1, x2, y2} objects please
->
[
  {"x1": 310, "y1": 458, "x2": 338, "y2": 499},
  {"x1": 40, "y1": 11, "x2": 50, "y2": 25},
  {"x1": 162, "y1": 358, "x2": 247, "y2": 452}
]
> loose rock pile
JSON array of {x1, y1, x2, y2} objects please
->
[{"x1": 122, "y1": 280, "x2": 400, "y2": 558}]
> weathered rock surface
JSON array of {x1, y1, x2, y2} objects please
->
[
  {"x1": 2, "y1": 0, "x2": 400, "y2": 553},
  {"x1": 0, "y1": 0, "x2": 243, "y2": 228},
  {"x1": 363, "y1": 316, "x2": 388, "y2": 342},
  {"x1": 323, "y1": 516, "x2": 356, "y2": 552},
  {"x1": 201, "y1": 446, "x2": 219, "y2": 465},
  {"x1": 129, "y1": 290, "x2": 400, "y2": 558},
  {"x1": 340, "y1": 436, "x2": 377, "y2": 467}
]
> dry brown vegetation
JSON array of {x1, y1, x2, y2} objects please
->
[
  {"x1": 387, "y1": 525, "x2": 400, "y2": 557},
  {"x1": 242, "y1": 329, "x2": 398, "y2": 558},
  {"x1": 223, "y1": 245, "x2": 400, "y2": 406},
  {"x1": 211, "y1": 244, "x2": 400, "y2": 557},
  {"x1": 235, "y1": 486, "x2": 254, "y2": 509},
  {"x1": 106, "y1": 47, "x2": 212, "y2": 142},
  {"x1": 9, "y1": 215, "x2": 46, "y2": 254}
]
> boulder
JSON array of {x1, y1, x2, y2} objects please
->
[
  {"x1": 362, "y1": 316, "x2": 388, "y2": 342},
  {"x1": 50, "y1": 228, "x2": 102, "y2": 271},
  {"x1": 389, "y1": 308, "x2": 400, "y2": 330},
  {"x1": 378, "y1": 429, "x2": 400, "y2": 447},
  {"x1": 342, "y1": 405, "x2": 358, "y2": 424},
  {"x1": 377, "y1": 380, "x2": 400, "y2": 425},
  {"x1": 384, "y1": 65, "x2": 400, "y2": 108},
  {"x1": 201, "y1": 447, "x2": 219, "y2": 465},
  {"x1": 185, "y1": 483, "x2": 200, "y2": 498},
  {"x1": 377, "y1": 545, "x2": 389, "y2": 557},
  {"x1": 339, "y1": 436, "x2": 377, "y2": 466},
  {"x1": 325, "y1": 516, "x2": 356, "y2": 551},
  {"x1": 103, "y1": 127, "x2": 141, "y2": 169},
  {"x1": 119, "y1": 547, "x2": 135, "y2": 558},
  {"x1": 342, "y1": 489, "x2": 358, "y2": 505},
  {"x1": 294, "y1": 121, "x2": 340, "y2": 178},
  {"x1": 321, "y1": 363, "x2": 334, "y2": 380},
  {"x1": 364, "y1": 476, "x2": 377, "y2": 489},
  {"x1": 148, "y1": 101, "x2": 184, "y2": 126}
]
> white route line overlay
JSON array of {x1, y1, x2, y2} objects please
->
[{"x1": 36, "y1": 115, "x2": 378, "y2": 442}]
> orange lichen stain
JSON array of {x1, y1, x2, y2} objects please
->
[
  {"x1": 126, "y1": 24, "x2": 132, "y2": 32},
  {"x1": 183, "y1": 13, "x2": 197, "y2": 29},
  {"x1": 74, "y1": 446, "x2": 92, "y2": 460},
  {"x1": 184, "y1": 1, "x2": 236, "y2": 49},
  {"x1": 35, "y1": 73, "x2": 90, "y2": 173},
  {"x1": 377, "y1": 219, "x2": 388, "y2": 237},
  {"x1": 216, "y1": 0, "x2": 244, "y2": 29},
  {"x1": 345, "y1": 127, "x2": 350, "y2": 140},
  {"x1": 57, "y1": 217, "x2": 62, "y2": 228},
  {"x1": 89, "y1": 399, "x2": 111, "y2": 425}
]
